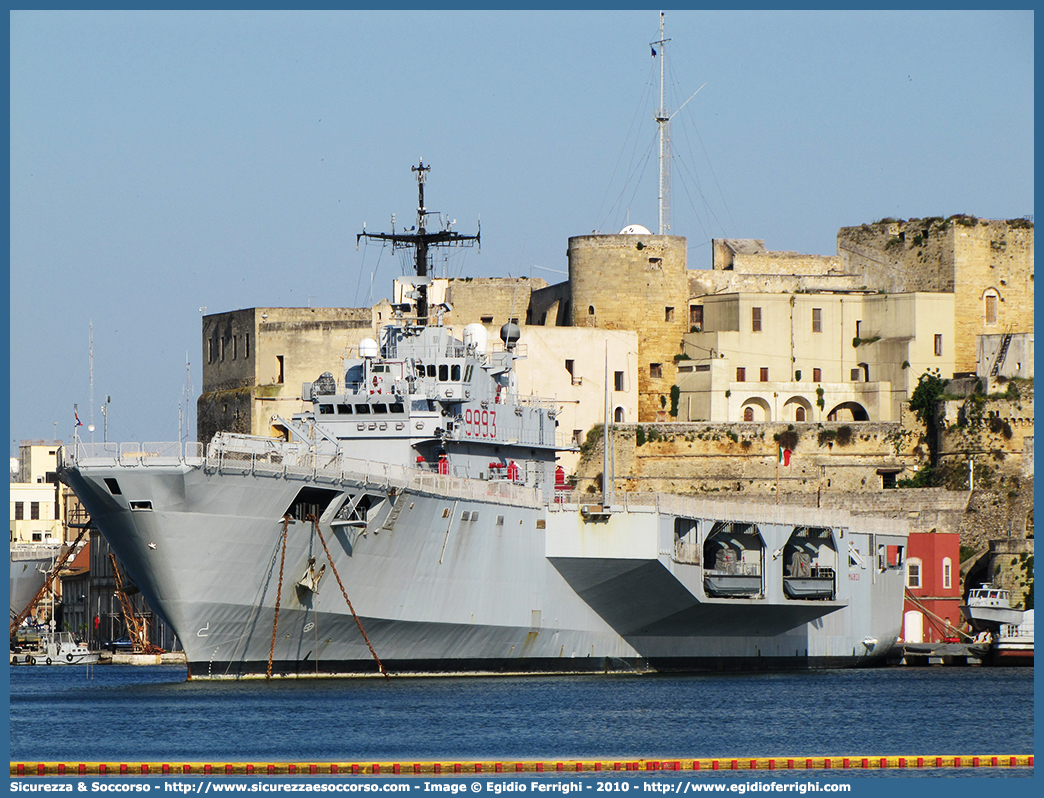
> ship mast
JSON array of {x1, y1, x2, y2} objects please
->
[
  {"x1": 357, "y1": 161, "x2": 480, "y2": 326},
  {"x1": 652, "y1": 11, "x2": 671, "y2": 235}
]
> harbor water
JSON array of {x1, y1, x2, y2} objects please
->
[{"x1": 7, "y1": 664, "x2": 1033, "y2": 774}]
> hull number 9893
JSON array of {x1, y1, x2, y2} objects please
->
[{"x1": 463, "y1": 408, "x2": 496, "y2": 439}]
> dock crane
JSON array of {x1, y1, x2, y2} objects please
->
[
  {"x1": 9, "y1": 526, "x2": 89, "y2": 638},
  {"x1": 108, "y1": 553, "x2": 162, "y2": 655}
]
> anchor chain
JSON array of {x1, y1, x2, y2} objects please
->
[
  {"x1": 266, "y1": 516, "x2": 290, "y2": 681},
  {"x1": 307, "y1": 514, "x2": 389, "y2": 679}
]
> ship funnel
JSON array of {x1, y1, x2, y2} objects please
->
[{"x1": 463, "y1": 323, "x2": 488, "y2": 355}]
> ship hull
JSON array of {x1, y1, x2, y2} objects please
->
[
  {"x1": 10, "y1": 546, "x2": 55, "y2": 620},
  {"x1": 60, "y1": 448, "x2": 907, "y2": 679}
]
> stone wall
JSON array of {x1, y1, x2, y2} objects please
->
[
  {"x1": 573, "y1": 417, "x2": 927, "y2": 498},
  {"x1": 443, "y1": 277, "x2": 548, "y2": 329},
  {"x1": 837, "y1": 216, "x2": 1034, "y2": 374}
]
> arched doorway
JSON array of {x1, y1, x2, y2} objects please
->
[
  {"x1": 740, "y1": 397, "x2": 772, "y2": 422},
  {"x1": 826, "y1": 401, "x2": 869, "y2": 422},
  {"x1": 904, "y1": 610, "x2": 925, "y2": 643}
]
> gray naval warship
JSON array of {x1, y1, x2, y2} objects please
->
[{"x1": 59, "y1": 163, "x2": 909, "y2": 679}]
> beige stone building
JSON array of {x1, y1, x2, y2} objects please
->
[
  {"x1": 677, "y1": 291, "x2": 955, "y2": 423},
  {"x1": 198, "y1": 306, "x2": 377, "y2": 442},
  {"x1": 9, "y1": 441, "x2": 82, "y2": 545},
  {"x1": 837, "y1": 216, "x2": 1034, "y2": 375}
]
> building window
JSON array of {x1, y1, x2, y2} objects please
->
[
  {"x1": 572, "y1": 430, "x2": 583, "y2": 447},
  {"x1": 276, "y1": 355, "x2": 285, "y2": 384},
  {"x1": 795, "y1": 406, "x2": 806, "y2": 422},
  {"x1": 743, "y1": 407, "x2": 754, "y2": 422},
  {"x1": 588, "y1": 306, "x2": 595, "y2": 316},
  {"x1": 855, "y1": 320, "x2": 862, "y2": 338},
  {"x1": 752, "y1": 307, "x2": 762, "y2": 332},
  {"x1": 907, "y1": 559, "x2": 922, "y2": 589},
  {"x1": 614, "y1": 407, "x2": 625, "y2": 423},
  {"x1": 232, "y1": 335, "x2": 238, "y2": 360},
  {"x1": 812, "y1": 308, "x2": 822, "y2": 333},
  {"x1": 984, "y1": 291, "x2": 999, "y2": 325},
  {"x1": 14, "y1": 502, "x2": 23, "y2": 521},
  {"x1": 649, "y1": 363, "x2": 663, "y2": 379},
  {"x1": 614, "y1": 371, "x2": 624, "y2": 391},
  {"x1": 760, "y1": 367, "x2": 769, "y2": 382},
  {"x1": 565, "y1": 360, "x2": 574, "y2": 377},
  {"x1": 30, "y1": 502, "x2": 40, "y2": 520},
  {"x1": 813, "y1": 368, "x2": 822, "y2": 382},
  {"x1": 943, "y1": 558, "x2": 952, "y2": 590},
  {"x1": 244, "y1": 333, "x2": 249, "y2": 358},
  {"x1": 665, "y1": 306, "x2": 675, "y2": 323},
  {"x1": 690, "y1": 305, "x2": 703, "y2": 329},
  {"x1": 736, "y1": 367, "x2": 746, "y2": 382},
  {"x1": 207, "y1": 339, "x2": 214, "y2": 364},
  {"x1": 480, "y1": 315, "x2": 493, "y2": 324},
  {"x1": 934, "y1": 334, "x2": 943, "y2": 357}
]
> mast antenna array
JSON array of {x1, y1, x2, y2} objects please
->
[
  {"x1": 357, "y1": 161, "x2": 480, "y2": 326},
  {"x1": 652, "y1": 11, "x2": 671, "y2": 235}
]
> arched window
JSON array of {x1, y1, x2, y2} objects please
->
[
  {"x1": 588, "y1": 305, "x2": 595, "y2": 315},
  {"x1": 984, "y1": 289, "x2": 999, "y2": 325},
  {"x1": 614, "y1": 407, "x2": 625, "y2": 423},
  {"x1": 942, "y1": 557, "x2": 952, "y2": 590},
  {"x1": 906, "y1": 557, "x2": 922, "y2": 589},
  {"x1": 743, "y1": 407, "x2": 754, "y2": 422},
  {"x1": 795, "y1": 406, "x2": 806, "y2": 422}
]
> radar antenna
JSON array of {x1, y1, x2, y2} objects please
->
[{"x1": 357, "y1": 161, "x2": 480, "y2": 325}]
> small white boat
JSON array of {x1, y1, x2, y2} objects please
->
[
  {"x1": 959, "y1": 585, "x2": 1024, "y2": 631},
  {"x1": 10, "y1": 631, "x2": 100, "y2": 666}
]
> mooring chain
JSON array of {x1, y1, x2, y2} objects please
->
[
  {"x1": 307, "y1": 514, "x2": 390, "y2": 679},
  {"x1": 266, "y1": 516, "x2": 290, "y2": 681}
]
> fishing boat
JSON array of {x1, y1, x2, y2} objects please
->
[{"x1": 10, "y1": 630, "x2": 99, "y2": 666}]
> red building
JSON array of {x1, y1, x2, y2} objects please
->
[{"x1": 901, "y1": 531, "x2": 962, "y2": 643}]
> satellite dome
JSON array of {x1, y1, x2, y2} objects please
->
[
  {"x1": 358, "y1": 338, "x2": 379, "y2": 358},
  {"x1": 463, "y1": 323, "x2": 489, "y2": 355},
  {"x1": 500, "y1": 322, "x2": 521, "y2": 349},
  {"x1": 619, "y1": 224, "x2": 651, "y2": 235}
]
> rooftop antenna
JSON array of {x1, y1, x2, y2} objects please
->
[
  {"x1": 357, "y1": 161, "x2": 480, "y2": 326},
  {"x1": 88, "y1": 321, "x2": 95, "y2": 443},
  {"x1": 652, "y1": 11, "x2": 671, "y2": 235}
]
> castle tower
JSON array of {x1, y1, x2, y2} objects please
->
[{"x1": 568, "y1": 230, "x2": 689, "y2": 421}]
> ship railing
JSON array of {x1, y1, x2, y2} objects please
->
[
  {"x1": 61, "y1": 441, "x2": 205, "y2": 468},
  {"x1": 203, "y1": 443, "x2": 541, "y2": 507}
]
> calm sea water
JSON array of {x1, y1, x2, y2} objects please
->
[{"x1": 7, "y1": 664, "x2": 1033, "y2": 769}]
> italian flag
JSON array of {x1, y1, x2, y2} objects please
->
[{"x1": 778, "y1": 446, "x2": 792, "y2": 467}]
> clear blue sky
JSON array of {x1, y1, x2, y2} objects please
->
[{"x1": 9, "y1": 9, "x2": 1034, "y2": 451}]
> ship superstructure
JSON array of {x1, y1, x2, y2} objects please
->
[{"x1": 58, "y1": 164, "x2": 909, "y2": 679}]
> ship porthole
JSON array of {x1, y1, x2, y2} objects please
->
[
  {"x1": 66, "y1": 653, "x2": 74, "y2": 662},
  {"x1": 46, "y1": 657, "x2": 52, "y2": 665}
]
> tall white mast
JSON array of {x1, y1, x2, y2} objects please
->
[{"x1": 653, "y1": 11, "x2": 671, "y2": 235}]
